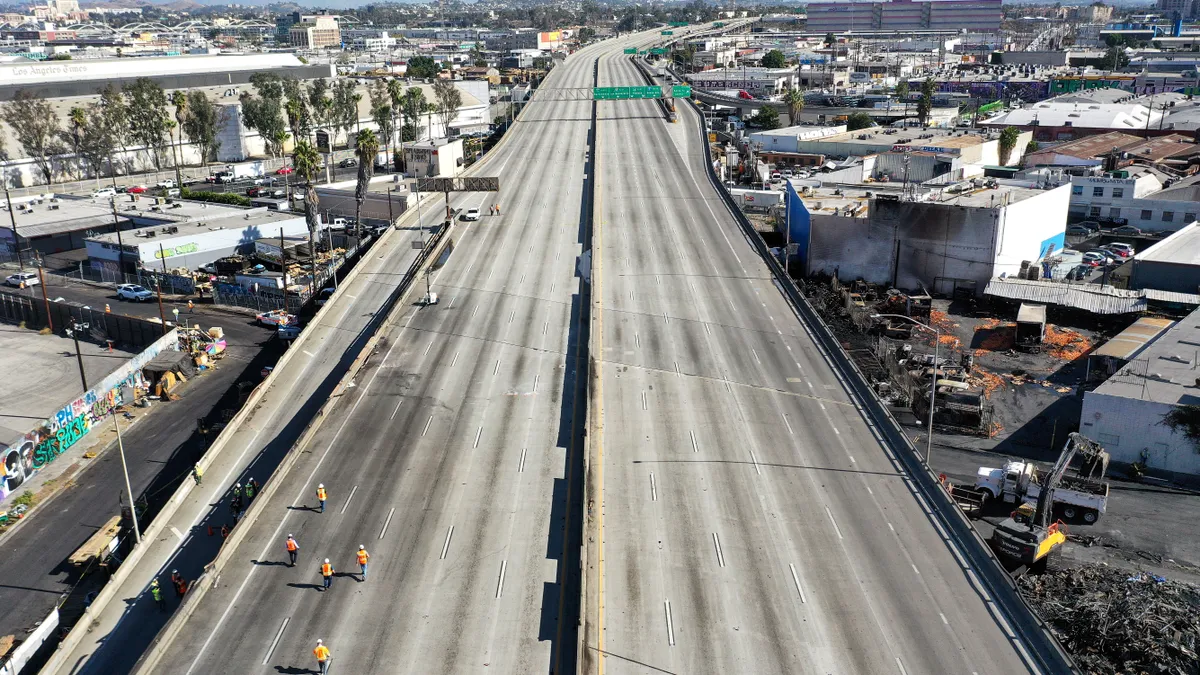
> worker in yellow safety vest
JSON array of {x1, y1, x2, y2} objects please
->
[
  {"x1": 313, "y1": 639, "x2": 331, "y2": 675},
  {"x1": 320, "y1": 558, "x2": 334, "y2": 591},
  {"x1": 356, "y1": 545, "x2": 370, "y2": 582},
  {"x1": 316, "y1": 484, "x2": 327, "y2": 513}
]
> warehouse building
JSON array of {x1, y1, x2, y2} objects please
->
[
  {"x1": 784, "y1": 181, "x2": 1072, "y2": 296},
  {"x1": 806, "y1": 0, "x2": 1002, "y2": 33},
  {"x1": 1081, "y1": 307, "x2": 1200, "y2": 479},
  {"x1": 1129, "y1": 223, "x2": 1200, "y2": 294}
]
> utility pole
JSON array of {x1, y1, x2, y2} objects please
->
[
  {"x1": 3, "y1": 180, "x2": 22, "y2": 270},
  {"x1": 154, "y1": 279, "x2": 167, "y2": 333},
  {"x1": 67, "y1": 317, "x2": 89, "y2": 392},
  {"x1": 113, "y1": 409, "x2": 140, "y2": 543},
  {"x1": 37, "y1": 264, "x2": 53, "y2": 332}
]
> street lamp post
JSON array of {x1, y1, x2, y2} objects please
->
[
  {"x1": 66, "y1": 318, "x2": 90, "y2": 392},
  {"x1": 872, "y1": 313, "x2": 939, "y2": 464},
  {"x1": 113, "y1": 409, "x2": 141, "y2": 544}
]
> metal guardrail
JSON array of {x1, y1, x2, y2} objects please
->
[{"x1": 684, "y1": 96, "x2": 1079, "y2": 675}]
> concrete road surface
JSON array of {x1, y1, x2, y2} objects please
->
[
  {"x1": 589, "y1": 54, "x2": 1036, "y2": 673},
  {"x1": 137, "y1": 33, "x2": 624, "y2": 675}
]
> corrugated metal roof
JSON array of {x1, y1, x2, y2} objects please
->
[
  {"x1": 1091, "y1": 317, "x2": 1175, "y2": 359},
  {"x1": 985, "y1": 278, "x2": 1200, "y2": 314}
]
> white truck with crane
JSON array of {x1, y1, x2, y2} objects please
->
[{"x1": 974, "y1": 434, "x2": 1110, "y2": 524}]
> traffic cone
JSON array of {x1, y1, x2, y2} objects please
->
[{"x1": 105, "y1": 303, "x2": 111, "y2": 313}]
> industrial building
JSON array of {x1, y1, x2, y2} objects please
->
[
  {"x1": 687, "y1": 67, "x2": 798, "y2": 97},
  {"x1": 805, "y1": 0, "x2": 1002, "y2": 33},
  {"x1": 404, "y1": 138, "x2": 466, "y2": 178},
  {"x1": 784, "y1": 181, "x2": 1071, "y2": 296},
  {"x1": 979, "y1": 100, "x2": 1166, "y2": 143},
  {"x1": 288, "y1": 14, "x2": 341, "y2": 49},
  {"x1": 1130, "y1": 223, "x2": 1200, "y2": 294},
  {"x1": 1081, "y1": 306, "x2": 1200, "y2": 479}
]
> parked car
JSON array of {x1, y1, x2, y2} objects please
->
[
  {"x1": 1066, "y1": 225, "x2": 1093, "y2": 236},
  {"x1": 1105, "y1": 242, "x2": 1135, "y2": 258},
  {"x1": 1081, "y1": 252, "x2": 1107, "y2": 266},
  {"x1": 1113, "y1": 225, "x2": 1143, "y2": 236},
  {"x1": 256, "y1": 309, "x2": 295, "y2": 327},
  {"x1": 277, "y1": 324, "x2": 302, "y2": 340},
  {"x1": 246, "y1": 186, "x2": 264, "y2": 197},
  {"x1": 5, "y1": 272, "x2": 38, "y2": 287},
  {"x1": 217, "y1": 173, "x2": 236, "y2": 184},
  {"x1": 166, "y1": 188, "x2": 181, "y2": 198},
  {"x1": 116, "y1": 284, "x2": 154, "y2": 302},
  {"x1": 156, "y1": 179, "x2": 176, "y2": 189},
  {"x1": 127, "y1": 185, "x2": 148, "y2": 194},
  {"x1": 92, "y1": 187, "x2": 116, "y2": 199},
  {"x1": 275, "y1": 166, "x2": 294, "y2": 175},
  {"x1": 1075, "y1": 220, "x2": 1101, "y2": 231},
  {"x1": 462, "y1": 208, "x2": 481, "y2": 221},
  {"x1": 338, "y1": 158, "x2": 357, "y2": 168}
]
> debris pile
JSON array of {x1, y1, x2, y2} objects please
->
[
  {"x1": 968, "y1": 367, "x2": 1005, "y2": 398},
  {"x1": 1044, "y1": 325, "x2": 1092, "y2": 361},
  {"x1": 973, "y1": 318, "x2": 1015, "y2": 353},
  {"x1": 1019, "y1": 565, "x2": 1200, "y2": 675}
]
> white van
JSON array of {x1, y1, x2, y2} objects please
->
[{"x1": 92, "y1": 187, "x2": 116, "y2": 199}]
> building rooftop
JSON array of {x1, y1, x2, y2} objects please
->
[
  {"x1": 1032, "y1": 131, "x2": 1198, "y2": 164},
  {"x1": 928, "y1": 182, "x2": 1055, "y2": 208},
  {"x1": 88, "y1": 205, "x2": 294, "y2": 245},
  {"x1": 1053, "y1": 88, "x2": 1138, "y2": 105},
  {"x1": 1, "y1": 195, "x2": 122, "y2": 239},
  {"x1": 1092, "y1": 306, "x2": 1200, "y2": 404},
  {"x1": 1091, "y1": 316, "x2": 1176, "y2": 360},
  {"x1": 1135, "y1": 223, "x2": 1200, "y2": 265},
  {"x1": 984, "y1": 101, "x2": 1163, "y2": 130}
]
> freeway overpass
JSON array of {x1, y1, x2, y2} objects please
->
[{"x1": 44, "y1": 22, "x2": 1070, "y2": 675}]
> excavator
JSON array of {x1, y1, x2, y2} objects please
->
[{"x1": 988, "y1": 433, "x2": 1105, "y2": 573}]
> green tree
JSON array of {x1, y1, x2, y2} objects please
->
[
  {"x1": 1100, "y1": 46, "x2": 1129, "y2": 70},
  {"x1": 97, "y1": 84, "x2": 129, "y2": 176},
  {"x1": 182, "y1": 90, "x2": 224, "y2": 164},
  {"x1": 402, "y1": 88, "x2": 427, "y2": 142},
  {"x1": 1026, "y1": 139, "x2": 1040, "y2": 154},
  {"x1": 387, "y1": 78, "x2": 404, "y2": 171},
  {"x1": 824, "y1": 32, "x2": 836, "y2": 47},
  {"x1": 78, "y1": 101, "x2": 116, "y2": 182},
  {"x1": 761, "y1": 49, "x2": 786, "y2": 69},
  {"x1": 999, "y1": 126, "x2": 1020, "y2": 165},
  {"x1": 2, "y1": 90, "x2": 63, "y2": 184},
  {"x1": 783, "y1": 88, "x2": 804, "y2": 126},
  {"x1": 917, "y1": 77, "x2": 935, "y2": 126},
  {"x1": 67, "y1": 106, "x2": 86, "y2": 179},
  {"x1": 431, "y1": 79, "x2": 462, "y2": 139},
  {"x1": 332, "y1": 78, "x2": 359, "y2": 149},
  {"x1": 748, "y1": 106, "x2": 782, "y2": 130},
  {"x1": 407, "y1": 55, "x2": 439, "y2": 79},
  {"x1": 846, "y1": 112, "x2": 874, "y2": 131},
  {"x1": 241, "y1": 73, "x2": 288, "y2": 158},
  {"x1": 293, "y1": 138, "x2": 322, "y2": 285},
  {"x1": 123, "y1": 77, "x2": 171, "y2": 169},
  {"x1": 170, "y1": 90, "x2": 188, "y2": 186},
  {"x1": 353, "y1": 129, "x2": 379, "y2": 238}
]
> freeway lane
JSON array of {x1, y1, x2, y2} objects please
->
[
  {"x1": 138, "y1": 33, "x2": 639, "y2": 675},
  {"x1": 592, "y1": 54, "x2": 1035, "y2": 673}
]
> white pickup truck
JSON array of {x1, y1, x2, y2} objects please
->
[{"x1": 975, "y1": 460, "x2": 1109, "y2": 524}]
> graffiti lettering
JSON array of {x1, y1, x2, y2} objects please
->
[{"x1": 33, "y1": 416, "x2": 89, "y2": 469}]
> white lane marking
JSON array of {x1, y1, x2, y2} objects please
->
[
  {"x1": 423, "y1": 415, "x2": 433, "y2": 436},
  {"x1": 782, "y1": 414, "x2": 793, "y2": 435},
  {"x1": 423, "y1": 341, "x2": 433, "y2": 356},
  {"x1": 751, "y1": 348, "x2": 761, "y2": 364},
  {"x1": 748, "y1": 447, "x2": 762, "y2": 475},
  {"x1": 664, "y1": 601, "x2": 676, "y2": 646},
  {"x1": 848, "y1": 455, "x2": 855, "y2": 464},
  {"x1": 674, "y1": 361, "x2": 681, "y2": 376},
  {"x1": 303, "y1": 350, "x2": 315, "y2": 357},
  {"x1": 170, "y1": 526, "x2": 184, "y2": 541},
  {"x1": 818, "y1": 402, "x2": 826, "y2": 410},
  {"x1": 542, "y1": 322, "x2": 548, "y2": 336},
  {"x1": 471, "y1": 306, "x2": 479, "y2": 318},
  {"x1": 390, "y1": 398, "x2": 404, "y2": 420},
  {"x1": 518, "y1": 448, "x2": 527, "y2": 473},
  {"x1": 635, "y1": 332, "x2": 640, "y2": 348},
  {"x1": 866, "y1": 486, "x2": 874, "y2": 495},
  {"x1": 495, "y1": 560, "x2": 508, "y2": 598},
  {"x1": 508, "y1": 310, "x2": 514, "y2": 324},
  {"x1": 690, "y1": 430, "x2": 699, "y2": 453},
  {"x1": 896, "y1": 657, "x2": 909, "y2": 675},
  {"x1": 378, "y1": 508, "x2": 395, "y2": 539},
  {"x1": 474, "y1": 426, "x2": 483, "y2": 448},
  {"x1": 493, "y1": 359, "x2": 501, "y2": 375},
  {"x1": 825, "y1": 506, "x2": 844, "y2": 539},
  {"x1": 832, "y1": 427, "x2": 841, "y2": 435},
  {"x1": 534, "y1": 374, "x2": 540, "y2": 392},
  {"x1": 261, "y1": 617, "x2": 289, "y2": 665},
  {"x1": 789, "y1": 564, "x2": 807, "y2": 603},
  {"x1": 440, "y1": 526, "x2": 454, "y2": 559},
  {"x1": 451, "y1": 351, "x2": 460, "y2": 368},
  {"x1": 912, "y1": 564, "x2": 921, "y2": 576},
  {"x1": 447, "y1": 296, "x2": 456, "y2": 309},
  {"x1": 888, "y1": 522, "x2": 895, "y2": 532},
  {"x1": 650, "y1": 472, "x2": 657, "y2": 501},
  {"x1": 712, "y1": 532, "x2": 726, "y2": 568},
  {"x1": 940, "y1": 612, "x2": 949, "y2": 625},
  {"x1": 641, "y1": 391, "x2": 648, "y2": 410},
  {"x1": 340, "y1": 486, "x2": 358, "y2": 514}
]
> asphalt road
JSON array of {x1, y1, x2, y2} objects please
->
[
  {"x1": 141, "y1": 34, "x2": 612, "y2": 675},
  {"x1": 590, "y1": 53, "x2": 1034, "y2": 674},
  {"x1": 47, "y1": 191, "x2": 431, "y2": 674}
]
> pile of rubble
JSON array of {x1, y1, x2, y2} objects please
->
[{"x1": 1019, "y1": 564, "x2": 1200, "y2": 674}]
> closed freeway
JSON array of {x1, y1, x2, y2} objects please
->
[
  {"x1": 586, "y1": 51, "x2": 1037, "y2": 673},
  {"x1": 135, "y1": 31, "x2": 632, "y2": 675}
]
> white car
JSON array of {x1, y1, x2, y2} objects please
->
[
  {"x1": 92, "y1": 187, "x2": 116, "y2": 199},
  {"x1": 5, "y1": 272, "x2": 38, "y2": 288},
  {"x1": 116, "y1": 284, "x2": 154, "y2": 302},
  {"x1": 156, "y1": 179, "x2": 177, "y2": 189},
  {"x1": 463, "y1": 208, "x2": 480, "y2": 221}
]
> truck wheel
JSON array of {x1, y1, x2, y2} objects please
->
[
  {"x1": 1061, "y1": 505, "x2": 1078, "y2": 522},
  {"x1": 1082, "y1": 510, "x2": 1098, "y2": 524}
]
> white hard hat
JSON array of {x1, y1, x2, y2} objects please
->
[
  {"x1": 316, "y1": 639, "x2": 323, "y2": 644},
  {"x1": 288, "y1": 534, "x2": 293, "y2": 538},
  {"x1": 359, "y1": 545, "x2": 365, "y2": 549},
  {"x1": 325, "y1": 558, "x2": 330, "y2": 563},
  {"x1": 318, "y1": 483, "x2": 324, "y2": 488},
  {"x1": 235, "y1": 482, "x2": 240, "y2": 486}
]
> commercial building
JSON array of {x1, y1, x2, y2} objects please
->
[
  {"x1": 1067, "y1": 170, "x2": 1200, "y2": 231},
  {"x1": 289, "y1": 14, "x2": 341, "y2": 49},
  {"x1": 806, "y1": 0, "x2": 1002, "y2": 33},
  {"x1": 1129, "y1": 223, "x2": 1200, "y2": 294},
  {"x1": 404, "y1": 138, "x2": 465, "y2": 178},
  {"x1": 0, "y1": 194, "x2": 134, "y2": 258},
  {"x1": 784, "y1": 181, "x2": 1072, "y2": 296},
  {"x1": 980, "y1": 100, "x2": 1166, "y2": 143},
  {"x1": 687, "y1": 67, "x2": 798, "y2": 97},
  {"x1": 1080, "y1": 306, "x2": 1200, "y2": 479}
]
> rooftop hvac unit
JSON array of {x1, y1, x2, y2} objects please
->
[{"x1": 48, "y1": 204, "x2": 59, "y2": 210}]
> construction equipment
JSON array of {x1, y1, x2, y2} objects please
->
[
  {"x1": 975, "y1": 433, "x2": 1110, "y2": 523},
  {"x1": 989, "y1": 433, "x2": 1102, "y2": 572}
]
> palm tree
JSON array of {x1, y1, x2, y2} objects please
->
[
  {"x1": 68, "y1": 106, "x2": 86, "y2": 179},
  {"x1": 352, "y1": 93, "x2": 363, "y2": 132},
  {"x1": 387, "y1": 79, "x2": 404, "y2": 172},
  {"x1": 783, "y1": 88, "x2": 804, "y2": 127},
  {"x1": 171, "y1": 90, "x2": 188, "y2": 187},
  {"x1": 353, "y1": 129, "x2": 379, "y2": 239},
  {"x1": 293, "y1": 139, "x2": 322, "y2": 292}
]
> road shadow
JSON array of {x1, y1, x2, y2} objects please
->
[
  {"x1": 251, "y1": 560, "x2": 290, "y2": 567},
  {"x1": 273, "y1": 666, "x2": 314, "y2": 674},
  {"x1": 286, "y1": 582, "x2": 325, "y2": 592}
]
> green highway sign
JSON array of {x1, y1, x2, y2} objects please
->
[
  {"x1": 593, "y1": 86, "x2": 669, "y2": 100},
  {"x1": 623, "y1": 48, "x2": 637, "y2": 54},
  {"x1": 670, "y1": 21, "x2": 688, "y2": 26},
  {"x1": 661, "y1": 30, "x2": 673, "y2": 35},
  {"x1": 649, "y1": 47, "x2": 668, "y2": 55},
  {"x1": 672, "y1": 85, "x2": 692, "y2": 97},
  {"x1": 714, "y1": 22, "x2": 725, "y2": 27}
]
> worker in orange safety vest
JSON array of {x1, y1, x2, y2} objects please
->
[
  {"x1": 286, "y1": 534, "x2": 299, "y2": 567},
  {"x1": 313, "y1": 639, "x2": 331, "y2": 675},
  {"x1": 356, "y1": 545, "x2": 370, "y2": 582},
  {"x1": 320, "y1": 558, "x2": 334, "y2": 591},
  {"x1": 316, "y1": 483, "x2": 327, "y2": 513}
]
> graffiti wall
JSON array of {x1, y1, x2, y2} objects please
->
[{"x1": 0, "y1": 329, "x2": 179, "y2": 503}]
